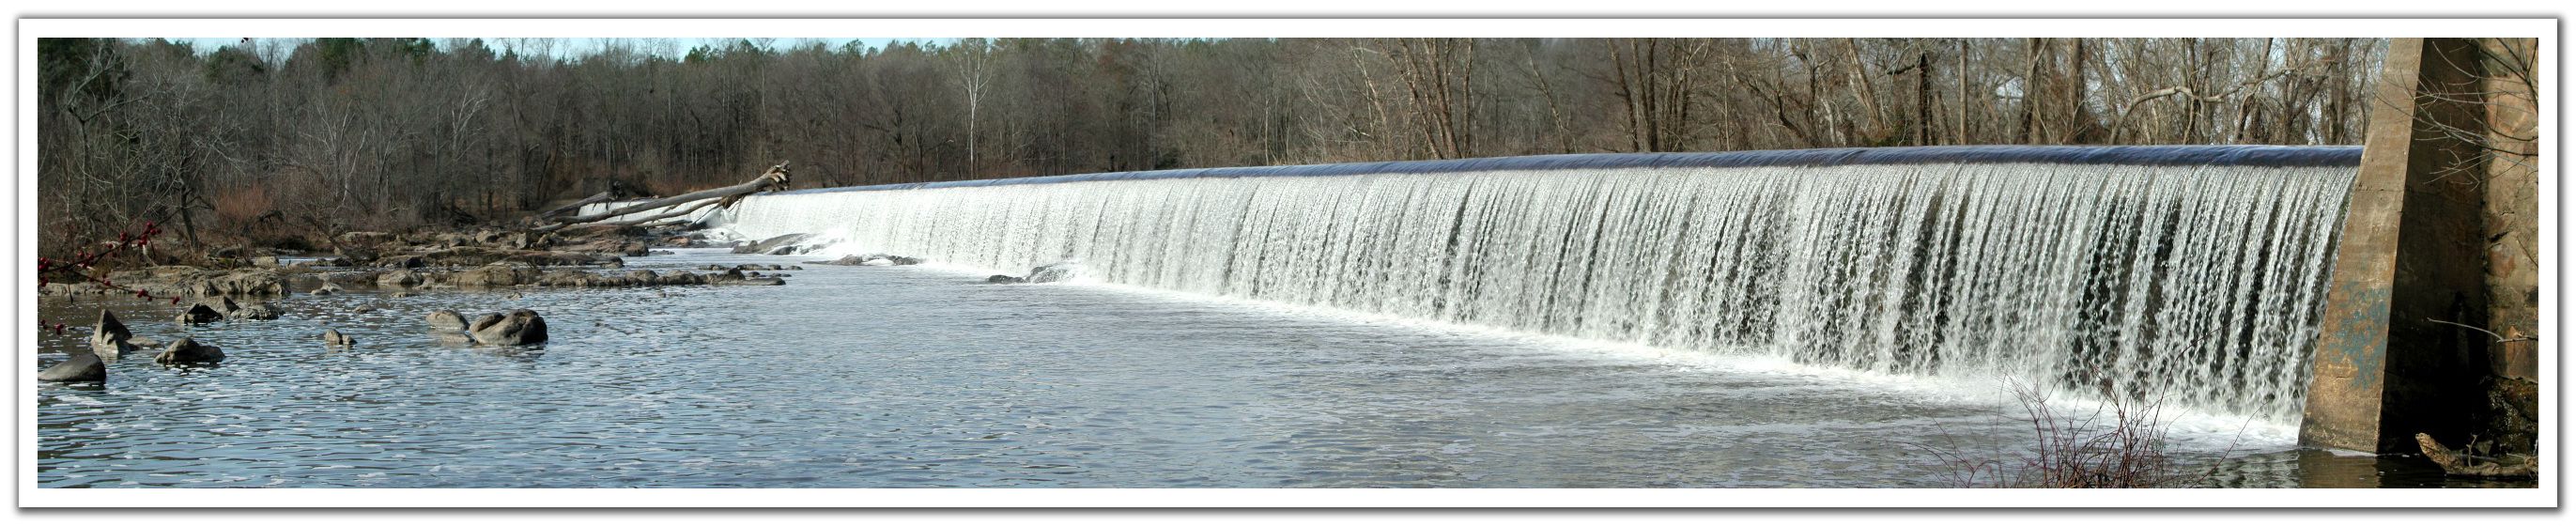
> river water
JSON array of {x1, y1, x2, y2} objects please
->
[{"x1": 31, "y1": 249, "x2": 2491, "y2": 488}]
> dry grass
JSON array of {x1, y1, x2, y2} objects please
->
[{"x1": 1918, "y1": 379, "x2": 2221, "y2": 488}]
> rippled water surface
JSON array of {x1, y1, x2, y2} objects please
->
[{"x1": 37, "y1": 250, "x2": 2466, "y2": 488}]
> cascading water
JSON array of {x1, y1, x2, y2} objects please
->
[{"x1": 671, "y1": 146, "x2": 2360, "y2": 425}]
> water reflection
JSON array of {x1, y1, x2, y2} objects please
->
[{"x1": 29, "y1": 250, "x2": 2533, "y2": 488}]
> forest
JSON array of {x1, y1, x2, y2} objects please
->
[{"x1": 38, "y1": 37, "x2": 2391, "y2": 256}]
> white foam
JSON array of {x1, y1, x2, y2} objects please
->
[{"x1": 708, "y1": 162, "x2": 2352, "y2": 430}]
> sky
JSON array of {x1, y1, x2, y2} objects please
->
[{"x1": 171, "y1": 37, "x2": 954, "y2": 58}]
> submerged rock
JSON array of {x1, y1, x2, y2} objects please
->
[
  {"x1": 986, "y1": 275, "x2": 1027, "y2": 284},
  {"x1": 322, "y1": 328, "x2": 355, "y2": 348},
  {"x1": 155, "y1": 337, "x2": 225, "y2": 364},
  {"x1": 39, "y1": 354, "x2": 106, "y2": 382}
]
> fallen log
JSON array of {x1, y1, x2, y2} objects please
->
[
  {"x1": 537, "y1": 162, "x2": 791, "y2": 232},
  {"x1": 2415, "y1": 433, "x2": 2537, "y2": 479},
  {"x1": 536, "y1": 191, "x2": 620, "y2": 220}
]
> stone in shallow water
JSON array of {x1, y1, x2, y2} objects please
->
[
  {"x1": 155, "y1": 337, "x2": 224, "y2": 364},
  {"x1": 39, "y1": 353, "x2": 105, "y2": 382},
  {"x1": 469, "y1": 309, "x2": 549, "y2": 346},
  {"x1": 89, "y1": 309, "x2": 135, "y2": 359},
  {"x1": 424, "y1": 310, "x2": 469, "y2": 332},
  {"x1": 177, "y1": 302, "x2": 225, "y2": 324}
]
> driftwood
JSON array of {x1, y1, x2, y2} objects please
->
[
  {"x1": 2415, "y1": 433, "x2": 2537, "y2": 479},
  {"x1": 537, "y1": 162, "x2": 792, "y2": 232},
  {"x1": 536, "y1": 191, "x2": 619, "y2": 220}
]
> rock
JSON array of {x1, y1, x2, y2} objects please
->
[
  {"x1": 39, "y1": 354, "x2": 106, "y2": 382},
  {"x1": 447, "y1": 265, "x2": 536, "y2": 287},
  {"x1": 391, "y1": 291, "x2": 412, "y2": 299},
  {"x1": 788, "y1": 266, "x2": 803, "y2": 271},
  {"x1": 1026, "y1": 260, "x2": 1083, "y2": 284},
  {"x1": 227, "y1": 302, "x2": 282, "y2": 320},
  {"x1": 733, "y1": 233, "x2": 814, "y2": 255},
  {"x1": 469, "y1": 309, "x2": 548, "y2": 346},
  {"x1": 812, "y1": 255, "x2": 920, "y2": 266},
  {"x1": 155, "y1": 337, "x2": 224, "y2": 364},
  {"x1": 987, "y1": 274, "x2": 1027, "y2": 284},
  {"x1": 352, "y1": 305, "x2": 378, "y2": 315},
  {"x1": 648, "y1": 250, "x2": 675, "y2": 255},
  {"x1": 177, "y1": 302, "x2": 226, "y2": 323},
  {"x1": 252, "y1": 255, "x2": 283, "y2": 267},
  {"x1": 310, "y1": 283, "x2": 344, "y2": 295},
  {"x1": 89, "y1": 309, "x2": 136, "y2": 359},
  {"x1": 322, "y1": 328, "x2": 355, "y2": 348},
  {"x1": 425, "y1": 309, "x2": 470, "y2": 332},
  {"x1": 378, "y1": 269, "x2": 426, "y2": 288},
  {"x1": 625, "y1": 270, "x2": 658, "y2": 282}
]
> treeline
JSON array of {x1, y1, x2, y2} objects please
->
[{"x1": 38, "y1": 37, "x2": 2385, "y2": 255}]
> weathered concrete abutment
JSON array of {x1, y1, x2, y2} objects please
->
[{"x1": 2301, "y1": 38, "x2": 2532, "y2": 454}]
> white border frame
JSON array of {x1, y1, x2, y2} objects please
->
[{"x1": 12, "y1": 16, "x2": 2557, "y2": 509}]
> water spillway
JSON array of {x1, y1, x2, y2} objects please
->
[{"x1": 691, "y1": 146, "x2": 2362, "y2": 424}]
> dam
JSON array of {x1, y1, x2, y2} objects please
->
[{"x1": 690, "y1": 145, "x2": 2363, "y2": 426}]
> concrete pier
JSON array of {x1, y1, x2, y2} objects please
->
[{"x1": 2299, "y1": 38, "x2": 2502, "y2": 454}]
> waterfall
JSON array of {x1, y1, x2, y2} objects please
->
[{"x1": 693, "y1": 146, "x2": 2359, "y2": 424}]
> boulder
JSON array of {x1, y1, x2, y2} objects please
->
[
  {"x1": 227, "y1": 302, "x2": 282, "y2": 320},
  {"x1": 310, "y1": 283, "x2": 344, "y2": 295},
  {"x1": 39, "y1": 354, "x2": 106, "y2": 382},
  {"x1": 987, "y1": 274, "x2": 1027, "y2": 284},
  {"x1": 322, "y1": 328, "x2": 355, "y2": 348},
  {"x1": 89, "y1": 309, "x2": 136, "y2": 359},
  {"x1": 733, "y1": 233, "x2": 814, "y2": 255},
  {"x1": 1026, "y1": 260, "x2": 1083, "y2": 284},
  {"x1": 811, "y1": 255, "x2": 921, "y2": 266},
  {"x1": 177, "y1": 302, "x2": 226, "y2": 323},
  {"x1": 469, "y1": 309, "x2": 549, "y2": 346},
  {"x1": 447, "y1": 265, "x2": 537, "y2": 287},
  {"x1": 425, "y1": 309, "x2": 470, "y2": 332},
  {"x1": 252, "y1": 255, "x2": 283, "y2": 267},
  {"x1": 378, "y1": 269, "x2": 426, "y2": 288},
  {"x1": 155, "y1": 337, "x2": 224, "y2": 364}
]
